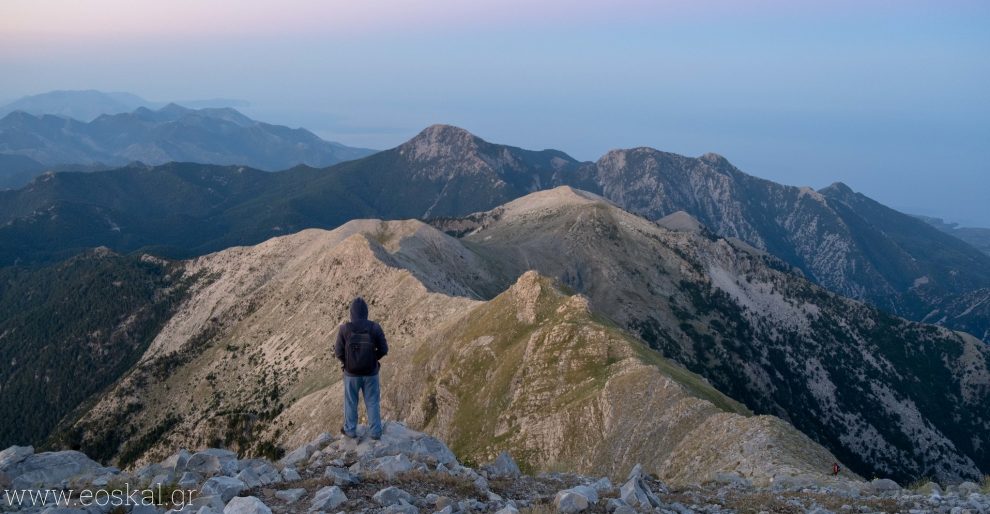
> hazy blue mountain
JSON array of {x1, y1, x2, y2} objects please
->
[
  {"x1": 0, "y1": 124, "x2": 987, "y2": 342},
  {"x1": 0, "y1": 90, "x2": 251, "y2": 122},
  {"x1": 0, "y1": 104, "x2": 375, "y2": 174},
  {"x1": 0, "y1": 90, "x2": 154, "y2": 121}
]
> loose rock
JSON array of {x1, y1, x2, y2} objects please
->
[{"x1": 223, "y1": 495, "x2": 272, "y2": 514}]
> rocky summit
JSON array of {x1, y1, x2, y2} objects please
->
[{"x1": 5, "y1": 423, "x2": 989, "y2": 513}]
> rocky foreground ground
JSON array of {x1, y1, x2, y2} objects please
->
[{"x1": 1, "y1": 422, "x2": 988, "y2": 514}]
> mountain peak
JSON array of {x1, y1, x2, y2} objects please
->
[
  {"x1": 499, "y1": 186, "x2": 606, "y2": 218},
  {"x1": 699, "y1": 152, "x2": 730, "y2": 166},
  {"x1": 656, "y1": 211, "x2": 704, "y2": 233},
  {"x1": 819, "y1": 181, "x2": 855, "y2": 197},
  {"x1": 399, "y1": 124, "x2": 481, "y2": 161},
  {"x1": 417, "y1": 123, "x2": 475, "y2": 138}
]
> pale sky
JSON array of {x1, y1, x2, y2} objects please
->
[{"x1": 2, "y1": 0, "x2": 988, "y2": 225}]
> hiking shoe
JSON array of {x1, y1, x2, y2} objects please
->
[
  {"x1": 340, "y1": 428, "x2": 356, "y2": 438},
  {"x1": 370, "y1": 433, "x2": 382, "y2": 441}
]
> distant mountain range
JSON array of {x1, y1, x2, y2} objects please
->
[
  {"x1": 0, "y1": 89, "x2": 249, "y2": 122},
  {"x1": 1, "y1": 124, "x2": 987, "y2": 343},
  {"x1": 0, "y1": 103, "x2": 375, "y2": 188}
]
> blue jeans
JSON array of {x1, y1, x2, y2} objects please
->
[{"x1": 343, "y1": 374, "x2": 381, "y2": 437}]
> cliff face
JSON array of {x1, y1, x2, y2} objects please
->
[{"x1": 58, "y1": 214, "x2": 851, "y2": 488}]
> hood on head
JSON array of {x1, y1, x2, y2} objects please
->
[{"x1": 350, "y1": 297, "x2": 369, "y2": 322}]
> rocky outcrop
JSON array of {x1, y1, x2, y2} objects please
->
[{"x1": 4, "y1": 424, "x2": 987, "y2": 513}]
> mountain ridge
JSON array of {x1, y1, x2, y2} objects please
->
[{"x1": 0, "y1": 124, "x2": 988, "y2": 345}]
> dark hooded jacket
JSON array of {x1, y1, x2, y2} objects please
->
[{"x1": 334, "y1": 297, "x2": 388, "y2": 376}]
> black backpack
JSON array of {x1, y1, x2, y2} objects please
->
[{"x1": 345, "y1": 323, "x2": 377, "y2": 375}]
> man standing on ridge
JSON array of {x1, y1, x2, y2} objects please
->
[{"x1": 334, "y1": 296, "x2": 388, "y2": 440}]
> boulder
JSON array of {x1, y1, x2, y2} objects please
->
[
  {"x1": 369, "y1": 454, "x2": 415, "y2": 479},
  {"x1": 186, "y1": 449, "x2": 238, "y2": 477},
  {"x1": 235, "y1": 468, "x2": 261, "y2": 488},
  {"x1": 434, "y1": 495, "x2": 455, "y2": 510},
  {"x1": 485, "y1": 451, "x2": 521, "y2": 478},
  {"x1": 570, "y1": 485, "x2": 598, "y2": 503},
  {"x1": 311, "y1": 432, "x2": 333, "y2": 448},
  {"x1": 384, "y1": 500, "x2": 418, "y2": 514},
  {"x1": 280, "y1": 467, "x2": 300, "y2": 482},
  {"x1": 274, "y1": 488, "x2": 306, "y2": 504},
  {"x1": 238, "y1": 460, "x2": 281, "y2": 486},
  {"x1": 279, "y1": 442, "x2": 315, "y2": 468},
  {"x1": 474, "y1": 474, "x2": 490, "y2": 492},
  {"x1": 367, "y1": 422, "x2": 458, "y2": 465},
  {"x1": 0, "y1": 446, "x2": 34, "y2": 469},
  {"x1": 161, "y1": 449, "x2": 192, "y2": 474},
  {"x1": 555, "y1": 490, "x2": 590, "y2": 513},
  {"x1": 223, "y1": 496, "x2": 272, "y2": 514},
  {"x1": 591, "y1": 477, "x2": 613, "y2": 493},
  {"x1": 309, "y1": 485, "x2": 347, "y2": 512},
  {"x1": 280, "y1": 432, "x2": 332, "y2": 469},
  {"x1": 867, "y1": 478, "x2": 902, "y2": 494},
  {"x1": 606, "y1": 498, "x2": 632, "y2": 513},
  {"x1": 178, "y1": 471, "x2": 203, "y2": 489},
  {"x1": 459, "y1": 499, "x2": 487, "y2": 511},
  {"x1": 201, "y1": 476, "x2": 247, "y2": 503},
  {"x1": 619, "y1": 464, "x2": 662, "y2": 509},
  {"x1": 447, "y1": 464, "x2": 491, "y2": 492},
  {"x1": 151, "y1": 470, "x2": 177, "y2": 488},
  {"x1": 187, "y1": 494, "x2": 227, "y2": 512},
  {"x1": 324, "y1": 466, "x2": 359, "y2": 486},
  {"x1": 6, "y1": 450, "x2": 111, "y2": 489},
  {"x1": 373, "y1": 486, "x2": 413, "y2": 507},
  {"x1": 495, "y1": 505, "x2": 520, "y2": 514}
]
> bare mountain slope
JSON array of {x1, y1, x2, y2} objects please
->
[
  {"x1": 452, "y1": 187, "x2": 990, "y2": 484},
  {"x1": 56, "y1": 218, "x2": 854, "y2": 488}
]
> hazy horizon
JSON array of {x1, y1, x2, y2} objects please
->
[{"x1": 2, "y1": 0, "x2": 988, "y2": 225}]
